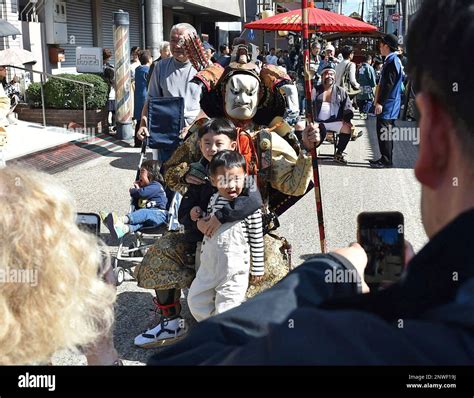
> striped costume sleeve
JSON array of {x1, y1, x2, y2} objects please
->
[
  {"x1": 207, "y1": 194, "x2": 231, "y2": 215},
  {"x1": 243, "y1": 209, "x2": 265, "y2": 276}
]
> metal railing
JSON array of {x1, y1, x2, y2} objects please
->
[{"x1": 7, "y1": 65, "x2": 94, "y2": 129}]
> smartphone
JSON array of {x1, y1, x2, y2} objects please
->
[
  {"x1": 357, "y1": 212, "x2": 404, "y2": 285},
  {"x1": 76, "y1": 213, "x2": 101, "y2": 236}
]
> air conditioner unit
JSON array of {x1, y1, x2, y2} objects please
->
[{"x1": 45, "y1": 0, "x2": 68, "y2": 44}]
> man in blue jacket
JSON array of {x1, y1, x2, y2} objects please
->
[
  {"x1": 147, "y1": 0, "x2": 474, "y2": 365},
  {"x1": 370, "y1": 34, "x2": 403, "y2": 168}
]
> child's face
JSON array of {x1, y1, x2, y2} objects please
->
[
  {"x1": 199, "y1": 131, "x2": 237, "y2": 162},
  {"x1": 138, "y1": 168, "x2": 150, "y2": 187},
  {"x1": 211, "y1": 165, "x2": 246, "y2": 200}
]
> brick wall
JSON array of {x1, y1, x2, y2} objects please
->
[{"x1": 16, "y1": 104, "x2": 108, "y2": 133}]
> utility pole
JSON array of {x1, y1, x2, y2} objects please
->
[
  {"x1": 381, "y1": 0, "x2": 386, "y2": 32},
  {"x1": 361, "y1": 0, "x2": 365, "y2": 20},
  {"x1": 403, "y1": 0, "x2": 409, "y2": 37},
  {"x1": 376, "y1": 0, "x2": 380, "y2": 28}
]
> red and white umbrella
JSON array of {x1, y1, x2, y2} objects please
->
[{"x1": 245, "y1": 3, "x2": 377, "y2": 33}]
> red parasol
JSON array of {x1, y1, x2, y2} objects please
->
[{"x1": 245, "y1": 4, "x2": 377, "y2": 33}]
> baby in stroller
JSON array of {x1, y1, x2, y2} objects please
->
[{"x1": 101, "y1": 160, "x2": 168, "y2": 240}]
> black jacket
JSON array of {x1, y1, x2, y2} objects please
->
[{"x1": 149, "y1": 209, "x2": 474, "y2": 365}]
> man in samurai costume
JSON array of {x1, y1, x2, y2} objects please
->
[{"x1": 133, "y1": 42, "x2": 318, "y2": 348}]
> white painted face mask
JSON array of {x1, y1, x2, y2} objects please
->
[{"x1": 224, "y1": 74, "x2": 259, "y2": 121}]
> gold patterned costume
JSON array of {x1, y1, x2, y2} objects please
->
[{"x1": 135, "y1": 59, "x2": 312, "y2": 298}]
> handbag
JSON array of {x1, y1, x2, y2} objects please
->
[
  {"x1": 147, "y1": 96, "x2": 184, "y2": 150},
  {"x1": 342, "y1": 62, "x2": 361, "y2": 98},
  {"x1": 147, "y1": 60, "x2": 185, "y2": 150}
]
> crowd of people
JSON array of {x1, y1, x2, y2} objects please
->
[
  {"x1": 99, "y1": 26, "x2": 410, "y2": 169},
  {"x1": 1, "y1": 0, "x2": 473, "y2": 368}
]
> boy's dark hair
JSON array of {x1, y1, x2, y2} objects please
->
[
  {"x1": 364, "y1": 54, "x2": 372, "y2": 63},
  {"x1": 209, "y1": 150, "x2": 246, "y2": 176},
  {"x1": 141, "y1": 160, "x2": 164, "y2": 184},
  {"x1": 219, "y1": 44, "x2": 228, "y2": 53},
  {"x1": 406, "y1": 0, "x2": 474, "y2": 164},
  {"x1": 197, "y1": 118, "x2": 237, "y2": 141},
  {"x1": 139, "y1": 50, "x2": 151, "y2": 65},
  {"x1": 341, "y1": 45, "x2": 353, "y2": 60}
]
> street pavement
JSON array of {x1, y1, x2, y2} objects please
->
[{"x1": 33, "y1": 113, "x2": 425, "y2": 365}]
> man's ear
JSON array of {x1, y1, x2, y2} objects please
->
[
  {"x1": 414, "y1": 92, "x2": 452, "y2": 189},
  {"x1": 230, "y1": 141, "x2": 237, "y2": 151}
]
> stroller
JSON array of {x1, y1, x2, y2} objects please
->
[
  {"x1": 112, "y1": 95, "x2": 185, "y2": 284},
  {"x1": 112, "y1": 138, "x2": 182, "y2": 285}
]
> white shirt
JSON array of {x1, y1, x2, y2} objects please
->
[{"x1": 318, "y1": 101, "x2": 332, "y2": 121}]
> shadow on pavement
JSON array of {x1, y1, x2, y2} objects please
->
[
  {"x1": 364, "y1": 117, "x2": 419, "y2": 170},
  {"x1": 109, "y1": 150, "x2": 150, "y2": 171},
  {"x1": 114, "y1": 290, "x2": 161, "y2": 364},
  {"x1": 114, "y1": 290, "x2": 197, "y2": 364}
]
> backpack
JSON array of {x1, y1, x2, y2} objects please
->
[{"x1": 341, "y1": 62, "x2": 361, "y2": 98}]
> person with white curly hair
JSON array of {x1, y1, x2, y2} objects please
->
[{"x1": 0, "y1": 166, "x2": 119, "y2": 365}]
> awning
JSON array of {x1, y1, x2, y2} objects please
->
[{"x1": 0, "y1": 19, "x2": 21, "y2": 38}]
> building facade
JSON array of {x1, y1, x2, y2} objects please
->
[{"x1": 1, "y1": 0, "x2": 243, "y2": 76}]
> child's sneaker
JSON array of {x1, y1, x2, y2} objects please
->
[
  {"x1": 99, "y1": 210, "x2": 108, "y2": 224},
  {"x1": 104, "y1": 212, "x2": 128, "y2": 240}
]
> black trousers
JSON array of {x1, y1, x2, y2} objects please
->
[{"x1": 376, "y1": 117, "x2": 395, "y2": 164}]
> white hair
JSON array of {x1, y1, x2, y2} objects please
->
[
  {"x1": 170, "y1": 23, "x2": 197, "y2": 38},
  {"x1": 0, "y1": 166, "x2": 116, "y2": 365}
]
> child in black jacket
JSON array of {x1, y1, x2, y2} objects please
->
[{"x1": 178, "y1": 118, "x2": 262, "y2": 244}]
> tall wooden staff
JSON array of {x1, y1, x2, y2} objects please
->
[{"x1": 302, "y1": 0, "x2": 327, "y2": 253}]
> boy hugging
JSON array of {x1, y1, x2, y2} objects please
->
[
  {"x1": 134, "y1": 118, "x2": 263, "y2": 347},
  {"x1": 187, "y1": 150, "x2": 264, "y2": 321}
]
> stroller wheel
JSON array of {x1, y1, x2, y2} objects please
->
[{"x1": 114, "y1": 267, "x2": 125, "y2": 286}]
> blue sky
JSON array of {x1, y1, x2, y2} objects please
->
[{"x1": 342, "y1": 0, "x2": 372, "y2": 16}]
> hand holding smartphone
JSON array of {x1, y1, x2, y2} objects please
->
[
  {"x1": 357, "y1": 212, "x2": 405, "y2": 286},
  {"x1": 76, "y1": 213, "x2": 115, "y2": 283}
]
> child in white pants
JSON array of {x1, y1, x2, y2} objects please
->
[{"x1": 187, "y1": 150, "x2": 264, "y2": 321}]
